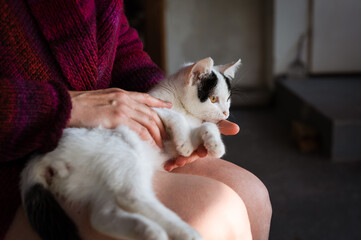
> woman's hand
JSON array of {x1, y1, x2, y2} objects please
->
[
  {"x1": 164, "y1": 120, "x2": 240, "y2": 172},
  {"x1": 67, "y1": 88, "x2": 172, "y2": 148}
]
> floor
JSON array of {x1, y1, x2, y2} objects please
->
[{"x1": 223, "y1": 107, "x2": 361, "y2": 240}]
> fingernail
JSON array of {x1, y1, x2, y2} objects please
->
[{"x1": 165, "y1": 102, "x2": 172, "y2": 108}]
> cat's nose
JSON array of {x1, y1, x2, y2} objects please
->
[{"x1": 223, "y1": 111, "x2": 229, "y2": 117}]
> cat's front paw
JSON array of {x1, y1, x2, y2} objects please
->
[
  {"x1": 135, "y1": 220, "x2": 168, "y2": 240},
  {"x1": 202, "y1": 131, "x2": 225, "y2": 158},
  {"x1": 168, "y1": 224, "x2": 203, "y2": 240},
  {"x1": 175, "y1": 141, "x2": 194, "y2": 157}
]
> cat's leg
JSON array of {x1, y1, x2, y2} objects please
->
[
  {"x1": 115, "y1": 180, "x2": 202, "y2": 240},
  {"x1": 90, "y1": 192, "x2": 168, "y2": 240},
  {"x1": 195, "y1": 122, "x2": 225, "y2": 158},
  {"x1": 154, "y1": 108, "x2": 195, "y2": 157}
]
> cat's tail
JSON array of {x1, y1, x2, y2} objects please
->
[{"x1": 20, "y1": 155, "x2": 81, "y2": 240}]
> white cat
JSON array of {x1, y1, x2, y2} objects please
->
[{"x1": 20, "y1": 57, "x2": 241, "y2": 240}]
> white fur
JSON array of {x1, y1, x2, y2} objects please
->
[{"x1": 21, "y1": 57, "x2": 241, "y2": 240}]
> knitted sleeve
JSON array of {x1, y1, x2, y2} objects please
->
[
  {"x1": 0, "y1": 78, "x2": 71, "y2": 162},
  {"x1": 110, "y1": 5, "x2": 164, "y2": 93}
]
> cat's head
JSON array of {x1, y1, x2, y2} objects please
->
[{"x1": 179, "y1": 57, "x2": 241, "y2": 123}]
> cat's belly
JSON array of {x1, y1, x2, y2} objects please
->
[{"x1": 27, "y1": 126, "x2": 167, "y2": 202}]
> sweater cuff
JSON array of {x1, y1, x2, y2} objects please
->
[{"x1": 39, "y1": 80, "x2": 72, "y2": 153}]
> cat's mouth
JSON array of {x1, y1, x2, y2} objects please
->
[
  {"x1": 203, "y1": 117, "x2": 226, "y2": 124},
  {"x1": 202, "y1": 119, "x2": 217, "y2": 124}
]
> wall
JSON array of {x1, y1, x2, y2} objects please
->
[
  {"x1": 273, "y1": 0, "x2": 308, "y2": 76},
  {"x1": 162, "y1": 0, "x2": 361, "y2": 106},
  {"x1": 164, "y1": 0, "x2": 266, "y2": 89},
  {"x1": 273, "y1": 0, "x2": 361, "y2": 76},
  {"x1": 311, "y1": 0, "x2": 361, "y2": 73}
]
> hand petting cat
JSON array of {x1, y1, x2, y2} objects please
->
[
  {"x1": 67, "y1": 88, "x2": 172, "y2": 148},
  {"x1": 67, "y1": 87, "x2": 240, "y2": 172}
]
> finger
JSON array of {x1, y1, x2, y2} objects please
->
[
  {"x1": 164, "y1": 160, "x2": 177, "y2": 172},
  {"x1": 164, "y1": 157, "x2": 189, "y2": 172},
  {"x1": 128, "y1": 92, "x2": 172, "y2": 108},
  {"x1": 175, "y1": 152, "x2": 199, "y2": 167},
  {"x1": 112, "y1": 90, "x2": 168, "y2": 139},
  {"x1": 196, "y1": 145, "x2": 208, "y2": 157},
  {"x1": 165, "y1": 150, "x2": 202, "y2": 172},
  {"x1": 217, "y1": 120, "x2": 240, "y2": 135},
  {"x1": 132, "y1": 114, "x2": 163, "y2": 148},
  {"x1": 167, "y1": 146, "x2": 207, "y2": 172},
  {"x1": 133, "y1": 103, "x2": 167, "y2": 140},
  {"x1": 131, "y1": 106, "x2": 164, "y2": 148},
  {"x1": 127, "y1": 119, "x2": 157, "y2": 148}
]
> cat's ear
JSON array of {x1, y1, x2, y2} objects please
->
[
  {"x1": 216, "y1": 59, "x2": 242, "y2": 79},
  {"x1": 187, "y1": 57, "x2": 214, "y2": 85}
]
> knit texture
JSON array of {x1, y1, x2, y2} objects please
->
[{"x1": 0, "y1": 0, "x2": 164, "y2": 238}]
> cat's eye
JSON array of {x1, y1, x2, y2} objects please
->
[{"x1": 209, "y1": 96, "x2": 218, "y2": 103}]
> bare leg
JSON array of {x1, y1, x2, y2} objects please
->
[
  {"x1": 4, "y1": 207, "x2": 40, "y2": 240},
  {"x1": 112, "y1": 173, "x2": 201, "y2": 240},
  {"x1": 5, "y1": 170, "x2": 251, "y2": 240},
  {"x1": 154, "y1": 171, "x2": 252, "y2": 240},
  {"x1": 173, "y1": 157, "x2": 272, "y2": 240}
]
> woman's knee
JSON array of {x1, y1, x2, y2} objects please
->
[
  {"x1": 177, "y1": 158, "x2": 272, "y2": 222},
  {"x1": 241, "y1": 169, "x2": 272, "y2": 221},
  {"x1": 231, "y1": 168, "x2": 272, "y2": 240},
  {"x1": 154, "y1": 171, "x2": 252, "y2": 240},
  {"x1": 173, "y1": 158, "x2": 271, "y2": 239},
  {"x1": 254, "y1": 175, "x2": 272, "y2": 218},
  {"x1": 191, "y1": 181, "x2": 252, "y2": 240}
]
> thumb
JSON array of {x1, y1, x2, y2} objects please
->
[{"x1": 217, "y1": 120, "x2": 240, "y2": 135}]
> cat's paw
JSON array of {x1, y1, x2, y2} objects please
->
[
  {"x1": 165, "y1": 222, "x2": 202, "y2": 240},
  {"x1": 175, "y1": 141, "x2": 194, "y2": 157},
  {"x1": 135, "y1": 221, "x2": 168, "y2": 240},
  {"x1": 202, "y1": 131, "x2": 225, "y2": 158},
  {"x1": 168, "y1": 224, "x2": 203, "y2": 240}
]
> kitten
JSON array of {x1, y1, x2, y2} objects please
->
[{"x1": 21, "y1": 57, "x2": 241, "y2": 240}]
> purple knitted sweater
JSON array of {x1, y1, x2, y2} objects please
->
[{"x1": 0, "y1": 0, "x2": 164, "y2": 237}]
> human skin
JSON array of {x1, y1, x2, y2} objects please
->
[
  {"x1": 5, "y1": 88, "x2": 272, "y2": 240},
  {"x1": 5, "y1": 168, "x2": 253, "y2": 240}
]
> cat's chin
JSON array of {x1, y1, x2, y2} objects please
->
[{"x1": 202, "y1": 118, "x2": 226, "y2": 124}]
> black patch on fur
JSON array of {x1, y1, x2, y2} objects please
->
[
  {"x1": 24, "y1": 184, "x2": 81, "y2": 240},
  {"x1": 221, "y1": 73, "x2": 232, "y2": 93},
  {"x1": 197, "y1": 71, "x2": 218, "y2": 102}
]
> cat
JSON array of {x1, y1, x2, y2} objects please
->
[{"x1": 20, "y1": 57, "x2": 241, "y2": 240}]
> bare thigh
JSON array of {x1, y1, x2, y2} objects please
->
[
  {"x1": 173, "y1": 157, "x2": 272, "y2": 240},
  {"x1": 5, "y1": 170, "x2": 251, "y2": 240}
]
